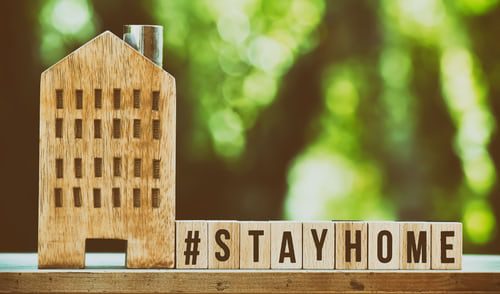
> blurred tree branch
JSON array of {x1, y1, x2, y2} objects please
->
[{"x1": 469, "y1": 7, "x2": 500, "y2": 252}]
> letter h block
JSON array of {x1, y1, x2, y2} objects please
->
[{"x1": 335, "y1": 221, "x2": 368, "y2": 269}]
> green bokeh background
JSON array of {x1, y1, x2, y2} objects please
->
[{"x1": 1, "y1": 0, "x2": 499, "y2": 254}]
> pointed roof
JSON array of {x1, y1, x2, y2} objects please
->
[{"x1": 42, "y1": 31, "x2": 170, "y2": 77}]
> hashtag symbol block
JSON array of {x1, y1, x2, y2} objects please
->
[
  {"x1": 176, "y1": 221, "x2": 208, "y2": 268},
  {"x1": 184, "y1": 230, "x2": 201, "y2": 265}
]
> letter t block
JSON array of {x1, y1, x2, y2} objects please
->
[{"x1": 240, "y1": 221, "x2": 270, "y2": 269}]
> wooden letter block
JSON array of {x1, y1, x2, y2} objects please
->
[
  {"x1": 431, "y1": 222, "x2": 462, "y2": 270},
  {"x1": 240, "y1": 222, "x2": 270, "y2": 269},
  {"x1": 271, "y1": 221, "x2": 302, "y2": 269},
  {"x1": 176, "y1": 221, "x2": 207, "y2": 269},
  {"x1": 335, "y1": 222, "x2": 367, "y2": 269},
  {"x1": 400, "y1": 222, "x2": 431, "y2": 269},
  {"x1": 303, "y1": 222, "x2": 335, "y2": 269},
  {"x1": 368, "y1": 222, "x2": 399, "y2": 269},
  {"x1": 208, "y1": 221, "x2": 240, "y2": 269}
]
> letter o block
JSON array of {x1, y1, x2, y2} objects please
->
[{"x1": 368, "y1": 222, "x2": 399, "y2": 269}]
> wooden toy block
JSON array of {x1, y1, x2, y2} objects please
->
[
  {"x1": 302, "y1": 222, "x2": 335, "y2": 269},
  {"x1": 176, "y1": 221, "x2": 208, "y2": 269},
  {"x1": 239, "y1": 221, "x2": 270, "y2": 269},
  {"x1": 368, "y1": 222, "x2": 400, "y2": 269},
  {"x1": 335, "y1": 221, "x2": 367, "y2": 269},
  {"x1": 38, "y1": 30, "x2": 176, "y2": 269},
  {"x1": 270, "y1": 221, "x2": 302, "y2": 269},
  {"x1": 400, "y1": 222, "x2": 431, "y2": 269},
  {"x1": 208, "y1": 221, "x2": 240, "y2": 269},
  {"x1": 431, "y1": 222, "x2": 462, "y2": 270}
]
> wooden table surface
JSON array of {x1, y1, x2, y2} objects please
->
[{"x1": 0, "y1": 253, "x2": 499, "y2": 293}]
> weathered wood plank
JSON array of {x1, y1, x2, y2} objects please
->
[
  {"x1": 1, "y1": 254, "x2": 499, "y2": 293},
  {"x1": 0, "y1": 270, "x2": 499, "y2": 293}
]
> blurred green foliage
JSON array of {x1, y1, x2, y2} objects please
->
[{"x1": 29, "y1": 0, "x2": 500, "y2": 253}]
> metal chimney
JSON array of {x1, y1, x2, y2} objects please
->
[{"x1": 123, "y1": 25, "x2": 163, "y2": 67}]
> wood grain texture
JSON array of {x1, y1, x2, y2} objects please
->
[
  {"x1": 431, "y1": 222, "x2": 462, "y2": 270},
  {"x1": 176, "y1": 221, "x2": 208, "y2": 269},
  {"x1": 1, "y1": 271, "x2": 500, "y2": 293},
  {"x1": 270, "y1": 221, "x2": 302, "y2": 269},
  {"x1": 335, "y1": 222, "x2": 368, "y2": 270},
  {"x1": 208, "y1": 221, "x2": 240, "y2": 269},
  {"x1": 1, "y1": 254, "x2": 499, "y2": 293},
  {"x1": 400, "y1": 222, "x2": 431, "y2": 270},
  {"x1": 38, "y1": 31, "x2": 176, "y2": 268},
  {"x1": 240, "y1": 221, "x2": 270, "y2": 269},
  {"x1": 303, "y1": 222, "x2": 335, "y2": 269},
  {"x1": 368, "y1": 222, "x2": 400, "y2": 269}
]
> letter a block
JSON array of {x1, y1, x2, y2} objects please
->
[
  {"x1": 240, "y1": 222, "x2": 270, "y2": 269},
  {"x1": 271, "y1": 221, "x2": 302, "y2": 269},
  {"x1": 208, "y1": 221, "x2": 240, "y2": 269},
  {"x1": 303, "y1": 222, "x2": 335, "y2": 269},
  {"x1": 368, "y1": 222, "x2": 399, "y2": 269},
  {"x1": 176, "y1": 221, "x2": 208, "y2": 269},
  {"x1": 400, "y1": 222, "x2": 431, "y2": 269},
  {"x1": 335, "y1": 222, "x2": 367, "y2": 269},
  {"x1": 431, "y1": 222, "x2": 462, "y2": 270}
]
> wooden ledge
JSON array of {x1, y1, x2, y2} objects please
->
[{"x1": 1, "y1": 254, "x2": 499, "y2": 293}]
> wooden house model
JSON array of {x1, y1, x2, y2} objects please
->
[{"x1": 38, "y1": 30, "x2": 176, "y2": 268}]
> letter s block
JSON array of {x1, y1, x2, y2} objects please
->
[
  {"x1": 431, "y1": 222, "x2": 462, "y2": 270},
  {"x1": 400, "y1": 222, "x2": 431, "y2": 270},
  {"x1": 270, "y1": 221, "x2": 302, "y2": 269},
  {"x1": 335, "y1": 221, "x2": 368, "y2": 269},
  {"x1": 368, "y1": 222, "x2": 399, "y2": 269},
  {"x1": 208, "y1": 221, "x2": 240, "y2": 269}
]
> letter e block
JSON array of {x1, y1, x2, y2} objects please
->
[
  {"x1": 368, "y1": 222, "x2": 399, "y2": 269},
  {"x1": 271, "y1": 221, "x2": 302, "y2": 269},
  {"x1": 176, "y1": 221, "x2": 208, "y2": 269},
  {"x1": 208, "y1": 221, "x2": 240, "y2": 269},
  {"x1": 303, "y1": 222, "x2": 335, "y2": 269},
  {"x1": 400, "y1": 222, "x2": 431, "y2": 270},
  {"x1": 431, "y1": 222, "x2": 462, "y2": 270},
  {"x1": 240, "y1": 221, "x2": 270, "y2": 269},
  {"x1": 335, "y1": 221, "x2": 367, "y2": 269}
]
